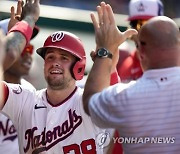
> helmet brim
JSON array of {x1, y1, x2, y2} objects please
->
[{"x1": 36, "y1": 46, "x2": 83, "y2": 60}]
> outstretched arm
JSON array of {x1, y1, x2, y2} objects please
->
[
  {"x1": 3, "y1": 0, "x2": 40, "y2": 71},
  {"x1": 0, "y1": 0, "x2": 40, "y2": 108},
  {"x1": 83, "y1": 2, "x2": 137, "y2": 115}
]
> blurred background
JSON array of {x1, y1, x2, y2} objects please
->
[
  {"x1": 0, "y1": 0, "x2": 180, "y2": 89},
  {"x1": 9, "y1": 0, "x2": 180, "y2": 18}
]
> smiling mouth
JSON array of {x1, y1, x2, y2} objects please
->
[
  {"x1": 22, "y1": 62, "x2": 32, "y2": 69},
  {"x1": 50, "y1": 70, "x2": 63, "y2": 75}
]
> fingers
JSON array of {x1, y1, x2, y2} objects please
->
[
  {"x1": 96, "y1": 2, "x2": 114, "y2": 28},
  {"x1": 34, "y1": 0, "x2": 40, "y2": 5},
  {"x1": 16, "y1": 0, "x2": 22, "y2": 16},
  {"x1": 97, "y1": 5, "x2": 103, "y2": 26},
  {"x1": 21, "y1": 0, "x2": 24, "y2": 6},
  {"x1": 101, "y1": 2, "x2": 110, "y2": 26},
  {"x1": 24, "y1": 0, "x2": 40, "y2": 5},
  {"x1": 90, "y1": 13, "x2": 98, "y2": 31},
  {"x1": 106, "y1": 4, "x2": 115, "y2": 25},
  {"x1": 122, "y1": 29, "x2": 138, "y2": 40},
  {"x1": 10, "y1": 6, "x2": 15, "y2": 19},
  {"x1": 91, "y1": 2, "x2": 111, "y2": 29},
  {"x1": 25, "y1": 0, "x2": 32, "y2": 4}
]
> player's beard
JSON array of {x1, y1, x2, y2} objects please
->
[{"x1": 45, "y1": 74, "x2": 72, "y2": 90}]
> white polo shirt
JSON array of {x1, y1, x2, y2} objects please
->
[{"x1": 89, "y1": 67, "x2": 180, "y2": 154}]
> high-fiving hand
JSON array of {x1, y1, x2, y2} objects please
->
[
  {"x1": 21, "y1": 0, "x2": 40, "y2": 23},
  {"x1": 91, "y1": 2, "x2": 137, "y2": 54},
  {"x1": 8, "y1": 0, "x2": 23, "y2": 31},
  {"x1": 8, "y1": 0, "x2": 40, "y2": 31}
]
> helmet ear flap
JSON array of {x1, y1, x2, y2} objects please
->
[{"x1": 73, "y1": 58, "x2": 86, "y2": 80}]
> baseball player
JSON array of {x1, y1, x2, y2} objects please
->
[
  {"x1": 0, "y1": 18, "x2": 39, "y2": 154},
  {"x1": 83, "y1": 2, "x2": 180, "y2": 154},
  {"x1": 0, "y1": 29, "x2": 120, "y2": 153},
  {"x1": 0, "y1": 0, "x2": 40, "y2": 152},
  {"x1": 3, "y1": 0, "x2": 40, "y2": 71}
]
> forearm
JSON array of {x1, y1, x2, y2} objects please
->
[
  {"x1": 83, "y1": 1, "x2": 137, "y2": 115},
  {"x1": 3, "y1": 16, "x2": 35, "y2": 71},
  {"x1": 83, "y1": 58, "x2": 112, "y2": 114},
  {"x1": 23, "y1": 15, "x2": 35, "y2": 29},
  {"x1": 3, "y1": 32, "x2": 26, "y2": 70}
]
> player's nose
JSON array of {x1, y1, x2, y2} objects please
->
[{"x1": 52, "y1": 62, "x2": 61, "y2": 67}]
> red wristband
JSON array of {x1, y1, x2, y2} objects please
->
[{"x1": 8, "y1": 21, "x2": 33, "y2": 45}]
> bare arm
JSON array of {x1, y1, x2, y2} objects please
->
[
  {"x1": 3, "y1": 0, "x2": 40, "y2": 71},
  {"x1": 0, "y1": 0, "x2": 40, "y2": 109},
  {"x1": 83, "y1": 2, "x2": 137, "y2": 115}
]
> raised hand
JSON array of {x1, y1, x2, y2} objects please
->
[
  {"x1": 8, "y1": 0, "x2": 23, "y2": 31},
  {"x1": 22, "y1": 0, "x2": 40, "y2": 24},
  {"x1": 91, "y1": 2, "x2": 137, "y2": 54},
  {"x1": 3, "y1": 0, "x2": 40, "y2": 71}
]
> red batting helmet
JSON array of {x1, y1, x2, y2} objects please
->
[{"x1": 36, "y1": 31, "x2": 86, "y2": 80}]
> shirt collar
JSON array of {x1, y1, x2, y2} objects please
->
[{"x1": 142, "y1": 67, "x2": 180, "y2": 79}]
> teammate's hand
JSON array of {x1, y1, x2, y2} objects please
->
[
  {"x1": 21, "y1": 0, "x2": 40, "y2": 23},
  {"x1": 91, "y1": 2, "x2": 137, "y2": 55},
  {"x1": 8, "y1": 0, "x2": 23, "y2": 31}
]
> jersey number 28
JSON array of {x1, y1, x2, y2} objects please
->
[{"x1": 63, "y1": 139, "x2": 96, "y2": 154}]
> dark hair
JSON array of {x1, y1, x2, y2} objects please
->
[{"x1": 130, "y1": 20, "x2": 138, "y2": 29}]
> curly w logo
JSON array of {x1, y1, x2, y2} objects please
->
[{"x1": 51, "y1": 32, "x2": 65, "y2": 42}]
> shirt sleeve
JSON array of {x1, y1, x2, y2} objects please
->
[{"x1": 88, "y1": 82, "x2": 135, "y2": 128}]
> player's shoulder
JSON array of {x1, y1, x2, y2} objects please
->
[
  {"x1": 35, "y1": 88, "x2": 46, "y2": 98},
  {"x1": 4, "y1": 81, "x2": 32, "y2": 92},
  {"x1": 20, "y1": 78, "x2": 35, "y2": 91},
  {"x1": 74, "y1": 86, "x2": 84, "y2": 99},
  {"x1": 3, "y1": 81, "x2": 37, "y2": 100},
  {"x1": 76, "y1": 86, "x2": 84, "y2": 92}
]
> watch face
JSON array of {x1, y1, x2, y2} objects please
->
[
  {"x1": 98, "y1": 48, "x2": 108, "y2": 57},
  {"x1": 97, "y1": 48, "x2": 113, "y2": 59}
]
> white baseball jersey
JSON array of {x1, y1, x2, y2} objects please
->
[
  {"x1": 0, "y1": 79, "x2": 35, "y2": 154},
  {"x1": 0, "y1": 113, "x2": 19, "y2": 154},
  {"x1": 2, "y1": 84, "x2": 107, "y2": 154},
  {"x1": 89, "y1": 67, "x2": 180, "y2": 154},
  {"x1": 21, "y1": 78, "x2": 35, "y2": 90}
]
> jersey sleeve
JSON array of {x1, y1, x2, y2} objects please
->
[
  {"x1": 110, "y1": 70, "x2": 121, "y2": 85},
  {"x1": 2, "y1": 82, "x2": 35, "y2": 126}
]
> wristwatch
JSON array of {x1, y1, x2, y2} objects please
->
[{"x1": 96, "y1": 48, "x2": 113, "y2": 59}]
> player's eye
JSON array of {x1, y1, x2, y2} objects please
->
[
  {"x1": 61, "y1": 56, "x2": 69, "y2": 61},
  {"x1": 45, "y1": 54, "x2": 54, "y2": 60}
]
